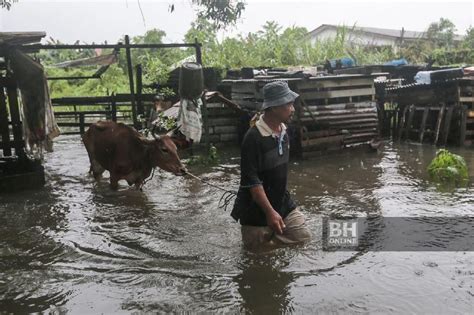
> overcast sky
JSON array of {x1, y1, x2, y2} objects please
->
[{"x1": 1, "y1": 0, "x2": 473, "y2": 44}]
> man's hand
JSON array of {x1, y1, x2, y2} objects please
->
[
  {"x1": 249, "y1": 185, "x2": 286, "y2": 234},
  {"x1": 266, "y1": 209, "x2": 286, "y2": 235}
]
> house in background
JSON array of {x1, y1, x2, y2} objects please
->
[{"x1": 307, "y1": 24, "x2": 464, "y2": 48}]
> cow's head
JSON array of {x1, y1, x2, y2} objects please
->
[{"x1": 150, "y1": 135, "x2": 187, "y2": 176}]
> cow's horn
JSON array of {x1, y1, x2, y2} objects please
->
[
  {"x1": 151, "y1": 125, "x2": 160, "y2": 139},
  {"x1": 166, "y1": 127, "x2": 178, "y2": 137}
]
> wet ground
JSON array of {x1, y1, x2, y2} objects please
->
[{"x1": 0, "y1": 135, "x2": 473, "y2": 313}]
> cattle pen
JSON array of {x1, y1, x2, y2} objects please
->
[
  {"x1": 1, "y1": 32, "x2": 474, "y2": 193},
  {"x1": 0, "y1": 32, "x2": 204, "y2": 191}
]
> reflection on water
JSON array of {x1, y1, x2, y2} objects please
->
[{"x1": 0, "y1": 136, "x2": 473, "y2": 313}]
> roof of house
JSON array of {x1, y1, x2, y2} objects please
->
[
  {"x1": 0, "y1": 32, "x2": 46, "y2": 46},
  {"x1": 308, "y1": 24, "x2": 464, "y2": 41}
]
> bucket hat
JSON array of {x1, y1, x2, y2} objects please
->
[
  {"x1": 154, "y1": 94, "x2": 165, "y2": 101},
  {"x1": 262, "y1": 81, "x2": 299, "y2": 110}
]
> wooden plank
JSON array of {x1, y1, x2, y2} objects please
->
[
  {"x1": 304, "y1": 101, "x2": 375, "y2": 111},
  {"x1": 302, "y1": 135, "x2": 345, "y2": 147},
  {"x1": 459, "y1": 97, "x2": 474, "y2": 103},
  {"x1": 434, "y1": 105, "x2": 446, "y2": 145},
  {"x1": 301, "y1": 87, "x2": 375, "y2": 100},
  {"x1": 302, "y1": 107, "x2": 377, "y2": 116},
  {"x1": 213, "y1": 125, "x2": 238, "y2": 134},
  {"x1": 348, "y1": 128, "x2": 378, "y2": 134},
  {"x1": 300, "y1": 129, "x2": 341, "y2": 139},
  {"x1": 302, "y1": 147, "x2": 343, "y2": 159},
  {"x1": 419, "y1": 107, "x2": 430, "y2": 143},
  {"x1": 207, "y1": 117, "x2": 239, "y2": 126},
  {"x1": 297, "y1": 78, "x2": 373, "y2": 90},
  {"x1": 299, "y1": 112, "x2": 378, "y2": 123},
  {"x1": 300, "y1": 118, "x2": 378, "y2": 128},
  {"x1": 0, "y1": 85, "x2": 11, "y2": 156},
  {"x1": 344, "y1": 122, "x2": 379, "y2": 130},
  {"x1": 6, "y1": 85, "x2": 24, "y2": 158},
  {"x1": 345, "y1": 132, "x2": 379, "y2": 139},
  {"x1": 442, "y1": 106, "x2": 454, "y2": 145},
  {"x1": 54, "y1": 111, "x2": 111, "y2": 116},
  {"x1": 52, "y1": 96, "x2": 113, "y2": 105}
]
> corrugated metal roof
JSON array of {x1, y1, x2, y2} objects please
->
[{"x1": 308, "y1": 24, "x2": 464, "y2": 41}]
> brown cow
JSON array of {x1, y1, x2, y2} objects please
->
[{"x1": 82, "y1": 121, "x2": 186, "y2": 190}]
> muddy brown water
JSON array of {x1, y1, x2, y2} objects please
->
[{"x1": 0, "y1": 135, "x2": 473, "y2": 314}]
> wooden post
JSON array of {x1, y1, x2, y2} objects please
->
[
  {"x1": 74, "y1": 104, "x2": 78, "y2": 122},
  {"x1": 459, "y1": 105, "x2": 467, "y2": 146},
  {"x1": 442, "y1": 105, "x2": 454, "y2": 145},
  {"x1": 136, "y1": 63, "x2": 143, "y2": 117},
  {"x1": 0, "y1": 84, "x2": 11, "y2": 157},
  {"x1": 392, "y1": 105, "x2": 398, "y2": 139},
  {"x1": 111, "y1": 93, "x2": 117, "y2": 122},
  {"x1": 434, "y1": 105, "x2": 445, "y2": 146},
  {"x1": 419, "y1": 107, "x2": 429, "y2": 143},
  {"x1": 79, "y1": 113, "x2": 85, "y2": 135},
  {"x1": 125, "y1": 35, "x2": 138, "y2": 128},
  {"x1": 195, "y1": 38, "x2": 202, "y2": 65},
  {"x1": 404, "y1": 105, "x2": 415, "y2": 140},
  {"x1": 398, "y1": 105, "x2": 408, "y2": 140},
  {"x1": 6, "y1": 81, "x2": 24, "y2": 158}
]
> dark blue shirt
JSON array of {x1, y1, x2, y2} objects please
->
[{"x1": 231, "y1": 125, "x2": 296, "y2": 226}]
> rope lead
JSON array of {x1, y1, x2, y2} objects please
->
[{"x1": 184, "y1": 171, "x2": 237, "y2": 211}]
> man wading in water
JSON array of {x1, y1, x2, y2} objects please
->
[{"x1": 231, "y1": 81, "x2": 311, "y2": 248}]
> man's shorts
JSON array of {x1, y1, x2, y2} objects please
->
[{"x1": 241, "y1": 208, "x2": 311, "y2": 248}]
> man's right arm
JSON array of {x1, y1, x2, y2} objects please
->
[{"x1": 249, "y1": 185, "x2": 286, "y2": 235}]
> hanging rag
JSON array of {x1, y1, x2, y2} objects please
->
[
  {"x1": 9, "y1": 48, "x2": 60, "y2": 158},
  {"x1": 177, "y1": 98, "x2": 202, "y2": 143}
]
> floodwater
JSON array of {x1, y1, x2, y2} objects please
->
[{"x1": 1, "y1": 135, "x2": 473, "y2": 314}]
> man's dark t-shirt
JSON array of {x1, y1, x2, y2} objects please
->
[{"x1": 231, "y1": 124, "x2": 296, "y2": 226}]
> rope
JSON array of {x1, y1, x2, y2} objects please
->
[
  {"x1": 184, "y1": 171, "x2": 238, "y2": 211},
  {"x1": 141, "y1": 169, "x2": 239, "y2": 211},
  {"x1": 140, "y1": 167, "x2": 156, "y2": 190}
]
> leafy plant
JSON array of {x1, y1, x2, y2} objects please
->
[
  {"x1": 154, "y1": 112, "x2": 177, "y2": 131},
  {"x1": 427, "y1": 149, "x2": 469, "y2": 187},
  {"x1": 187, "y1": 144, "x2": 220, "y2": 166}
]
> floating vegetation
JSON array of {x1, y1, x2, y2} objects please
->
[{"x1": 427, "y1": 149, "x2": 469, "y2": 187}]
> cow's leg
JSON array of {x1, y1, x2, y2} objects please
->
[
  {"x1": 83, "y1": 131, "x2": 105, "y2": 180},
  {"x1": 90, "y1": 159, "x2": 105, "y2": 180},
  {"x1": 134, "y1": 179, "x2": 144, "y2": 190},
  {"x1": 110, "y1": 172, "x2": 119, "y2": 190}
]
